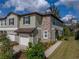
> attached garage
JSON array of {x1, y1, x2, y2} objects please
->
[
  {"x1": 15, "y1": 28, "x2": 36, "y2": 46},
  {"x1": 19, "y1": 36, "x2": 30, "y2": 46},
  {"x1": 8, "y1": 34, "x2": 15, "y2": 41}
]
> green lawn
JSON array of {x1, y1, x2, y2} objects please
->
[{"x1": 48, "y1": 37, "x2": 79, "y2": 59}]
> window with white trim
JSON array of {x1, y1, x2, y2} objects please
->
[
  {"x1": 5, "y1": 20, "x2": 6, "y2": 25},
  {"x1": 1, "y1": 20, "x2": 3, "y2": 25},
  {"x1": 43, "y1": 30, "x2": 48, "y2": 39},
  {"x1": 9, "y1": 18, "x2": 14, "y2": 25},
  {"x1": 23, "y1": 16, "x2": 30, "y2": 24}
]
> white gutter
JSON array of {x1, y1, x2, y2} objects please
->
[{"x1": 0, "y1": 28, "x2": 18, "y2": 31}]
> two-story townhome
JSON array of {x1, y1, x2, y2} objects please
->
[
  {"x1": 0, "y1": 12, "x2": 63, "y2": 47},
  {"x1": 0, "y1": 13, "x2": 19, "y2": 41}
]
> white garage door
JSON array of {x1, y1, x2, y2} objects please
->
[
  {"x1": 19, "y1": 37, "x2": 30, "y2": 46},
  {"x1": 8, "y1": 35, "x2": 15, "y2": 41}
]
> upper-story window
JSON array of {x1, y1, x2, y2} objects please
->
[
  {"x1": 5, "y1": 20, "x2": 6, "y2": 25},
  {"x1": 53, "y1": 19, "x2": 56, "y2": 25},
  {"x1": 52, "y1": 18, "x2": 62, "y2": 26},
  {"x1": 23, "y1": 16, "x2": 30, "y2": 24},
  {"x1": 9, "y1": 18, "x2": 14, "y2": 25},
  {"x1": 1, "y1": 20, "x2": 3, "y2": 25}
]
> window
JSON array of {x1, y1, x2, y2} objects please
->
[
  {"x1": 52, "y1": 19, "x2": 56, "y2": 25},
  {"x1": 0, "y1": 31, "x2": 3, "y2": 33},
  {"x1": 9, "y1": 18, "x2": 14, "y2": 25},
  {"x1": 23, "y1": 16, "x2": 30, "y2": 24},
  {"x1": 52, "y1": 17, "x2": 62, "y2": 26},
  {"x1": 5, "y1": 20, "x2": 6, "y2": 25},
  {"x1": 4, "y1": 31, "x2": 7, "y2": 34},
  {"x1": 43, "y1": 30, "x2": 48, "y2": 39},
  {"x1": 45, "y1": 32, "x2": 47, "y2": 37},
  {"x1": 1, "y1": 20, "x2": 3, "y2": 25}
]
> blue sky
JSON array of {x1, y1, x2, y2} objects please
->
[{"x1": 0, "y1": 0, "x2": 79, "y2": 19}]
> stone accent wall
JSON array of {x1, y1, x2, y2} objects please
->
[
  {"x1": 52, "y1": 29, "x2": 56, "y2": 41},
  {"x1": 41, "y1": 16, "x2": 52, "y2": 42}
]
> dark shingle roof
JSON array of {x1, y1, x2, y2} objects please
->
[
  {"x1": 0, "y1": 12, "x2": 63, "y2": 23},
  {"x1": 15, "y1": 28, "x2": 35, "y2": 33}
]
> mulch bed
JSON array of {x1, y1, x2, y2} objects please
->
[{"x1": 13, "y1": 51, "x2": 27, "y2": 59}]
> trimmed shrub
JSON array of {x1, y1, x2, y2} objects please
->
[
  {"x1": 26, "y1": 43, "x2": 45, "y2": 59},
  {"x1": 28, "y1": 42, "x2": 32, "y2": 48},
  {"x1": 58, "y1": 36, "x2": 64, "y2": 40},
  {"x1": 75, "y1": 32, "x2": 79, "y2": 40},
  {"x1": 0, "y1": 35, "x2": 13, "y2": 59},
  {"x1": 64, "y1": 37, "x2": 68, "y2": 41},
  {"x1": 42, "y1": 41, "x2": 55, "y2": 50}
]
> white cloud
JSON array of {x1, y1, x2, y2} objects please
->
[
  {"x1": 61, "y1": 14, "x2": 78, "y2": 24},
  {"x1": 55, "y1": 0, "x2": 79, "y2": 12},
  {"x1": 61, "y1": 14, "x2": 76, "y2": 21},
  {"x1": 55, "y1": 0, "x2": 79, "y2": 6},
  {"x1": 4, "y1": 0, "x2": 50, "y2": 12}
]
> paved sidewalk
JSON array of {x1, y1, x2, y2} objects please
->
[{"x1": 45, "y1": 41, "x2": 62, "y2": 58}]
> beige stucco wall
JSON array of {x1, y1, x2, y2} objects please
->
[
  {"x1": 36, "y1": 15, "x2": 42, "y2": 27},
  {"x1": 0, "y1": 13, "x2": 19, "y2": 36},
  {"x1": 0, "y1": 14, "x2": 19, "y2": 28},
  {"x1": 19, "y1": 15, "x2": 36, "y2": 28}
]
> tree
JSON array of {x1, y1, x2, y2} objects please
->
[
  {"x1": 63, "y1": 26, "x2": 70, "y2": 36},
  {"x1": 49, "y1": 4, "x2": 60, "y2": 18},
  {"x1": 63, "y1": 26, "x2": 72, "y2": 40},
  {"x1": 0, "y1": 34, "x2": 13, "y2": 59}
]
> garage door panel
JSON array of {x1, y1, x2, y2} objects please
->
[
  {"x1": 8, "y1": 35, "x2": 15, "y2": 41},
  {"x1": 19, "y1": 37, "x2": 29, "y2": 46}
]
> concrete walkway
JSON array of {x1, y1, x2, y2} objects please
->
[
  {"x1": 13, "y1": 45, "x2": 26, "y2": 54},
  {"x1": 45, "y1": 41, "x2": 62, "y2": 58}
]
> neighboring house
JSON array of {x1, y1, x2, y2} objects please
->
[{"x1": 0, "y1": 12, "x2": 63, "y2": 47}]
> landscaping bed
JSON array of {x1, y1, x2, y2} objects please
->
[
  {"x1": 10, "y1": 41, "x2": 19, "y2": 47},
  {"x1": 13, "y1": 51, "x2": 27, "y2": 59},
  {"x1": 12, "y1": 41, "x2": 56, "y2": 59},
  {"x1": 42, "y1": 41, "x2": 56, "y2": 50}
]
